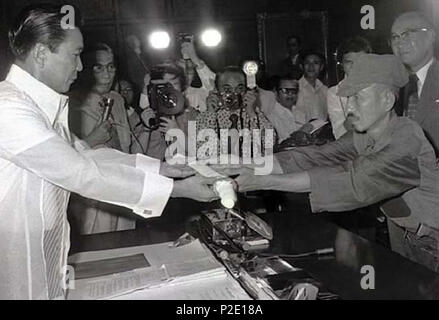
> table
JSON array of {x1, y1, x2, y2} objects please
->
[{"x1": 70, "y1": 197, "x2": 439, "y2": 300}]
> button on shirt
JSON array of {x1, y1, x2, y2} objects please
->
[
  {"x1": 259, "y1": 89, "x2": 306, "y2": 142},
  {"x1": 0, "y1": 64, "x2": 173, "y2": 299},
  {"x1": 296, "y1": 76, "x2": 328, "y2": 122},
  {"x1": 275, "y1": 115, "x2": 437, "y2": 226},
  {"x1": 415, "y1": 58, "x2": 434, "y2": 96}
]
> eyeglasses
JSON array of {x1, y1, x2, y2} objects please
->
[
  {"x1": 120, "y1": 87, "x2": 133, "y2": 94},
  {"x1": 278, "y1": 88, "x2": 298, "y2": 95},
  {"x1": 389, "y1": 28, "x2": 429, "y2": 45},
  {"x1": 93, "y1": 63, "x2": 117, "y2": 73}
]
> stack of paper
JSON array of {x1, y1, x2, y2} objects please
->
[{"x1": 66, "y1": 239, "x2": 251, "y2": 300}]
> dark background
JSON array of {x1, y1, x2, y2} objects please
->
[{"x1": 0, "y1": 0, "x2": 438, "y2": 86}]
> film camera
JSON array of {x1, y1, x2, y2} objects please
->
[
  {"x1": 147, "y1": 66, "x2": 185, "y2": 129},
  {"x1": 208, "y1": 91, "x2": 243, "y2": 111},
  {"x1": 177, "y1": 32, "x2": 194, "y2": 44},
  {"x1": 219, "y1": 92, "x2": 243, "y2": 110}
]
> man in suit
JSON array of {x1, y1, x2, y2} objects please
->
[
  {"x1": 278, "y1": 35, "x2": 303, "y2": 78},
  {"x1": 380, "y1": 11, "x2": 439, "y2": 271},
  {"x1": 391, "y1": 11, "x2": 439, "y2": 155}
]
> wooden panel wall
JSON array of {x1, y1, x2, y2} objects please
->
[{"x1": 0, "y1": 0, "x2": 435, "y2": 85}]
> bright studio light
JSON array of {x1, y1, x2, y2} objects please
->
[
  {"x1": 149, "y1": 31, "x2": 170, "y2": 49},
  {"x1": 201, "y1": 29, "x2": 222, "y2": 47},
  {"x1": 243, "y1": 61, "x2": 259, "y2": 76}
]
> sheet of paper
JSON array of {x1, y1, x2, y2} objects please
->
[
  {"x1": 67, "y1": 265, "x2": 168, "y2": 300},
  {"x1": 111, "y1": 270, "x2": 252, "y2": 300},
  {"x1": 71, "y1": 254, "x2": 150, "y2": 280},
  {"x1": 67, "y1": 240, "x2": 228, "y2": 300}
]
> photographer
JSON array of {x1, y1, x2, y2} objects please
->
[
  {"x1": 195, "y1": 66, "x2": 275, "y2": 159},
  {"x1": 140, "y1": 62, "x2": 203, "y2": 159},
  {"x1": 176, "y1": 35, "x2": 216, "y2": 113}
]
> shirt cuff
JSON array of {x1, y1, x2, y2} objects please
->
[
  {"x1": 139, "y1": 93, "x2": 150, "y2": 110},
  {"x1": 308, "y1": 166, "x2": 351, "y2": 213},
  {"x1": 136, "y1": 154, "x2": 161, "y2": 174},
  {"x1": 133, "y1": 172, "x2": 173, "y2": 218}
]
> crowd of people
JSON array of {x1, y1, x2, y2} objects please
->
[{"x1": 1, "y1": 3, "x2": 439, "y2": 299}]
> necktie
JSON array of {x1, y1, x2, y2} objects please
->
[{"x1": 405, "y1": 74, "x2": 419, "y2": 120}]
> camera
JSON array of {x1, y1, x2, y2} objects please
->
[
  {"x1": 147, "y1": 82, "x2": 185, "y2": 129},
  {"x1": 218, "y1": 92, "x2": 243, "y2": 110},
  {"x1": 177, "y1": 32, "x2": 194, "y2": 44}
]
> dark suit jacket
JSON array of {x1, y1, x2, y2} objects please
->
[
  {"x1": 278, "y1": 55, "x2": 303, "y2": 78},
  {"x1": 396, "y1": 59, "x2": 439, "y2": 156},
  {"x1": 382, "y1": 59, "x2": 439, "y2": 226}
]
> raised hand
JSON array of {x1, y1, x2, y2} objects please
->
[{"x1": 85, "y1": 120, "x2": 112, "y2": 147}]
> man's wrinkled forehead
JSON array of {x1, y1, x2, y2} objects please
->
[
  {"x1": 218, "y1": 72, "x2": 245, "y2": 88},
  {"x1": 279, "y1": 79, "x2": 299, "y2": 89},
  {"x1": 392, "y1": 13, "x2": 431, "y2": 33}
]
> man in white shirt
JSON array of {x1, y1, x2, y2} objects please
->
[
  {"x1": 0, "y1": 4, "x2": 217, "y2": 300},
  {"x1": 327, "y1": 36, "x2": 372, "y2": 139},
  {"x1": 296, "y1": 52, "x2": 328, "y2": 122},
  {"x1": 259, "y1": 77, "x2": 306, "y2": 143}
]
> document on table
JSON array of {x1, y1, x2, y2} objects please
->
[
  {"x1": 111, "y1": 270, "x2": 251, "y2": 300},
  {"x1": 66, "y1": 239, "x2": 250, "y2": 300}
]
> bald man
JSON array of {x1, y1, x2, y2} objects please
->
[
  {"x1": 391, "y1": 11, "x2": 439, "y2": 154},
  {"x1": 382, "y1": 12, "x2": 439, "y2": 271}
]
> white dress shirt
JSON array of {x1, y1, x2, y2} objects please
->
[
  {"x1": 327, "y1": 81, "x2": 348, "y2": 139},
  {"x1": 296, "y1": 76, "x2": 328, "y2": 122},
  {"x1": 259, "y1": 89, "x2": 306, "y2": 142},
  {"x1": 0, "y1": 64, "x2": 173, "y2": 299},
  {"x1": 415, "y1": 58, "x2": 434, "y2": 96}
]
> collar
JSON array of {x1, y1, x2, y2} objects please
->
[
  {"x1": 6, "y1": 64, "x2": 69, "y2": 125},
  {"x1": 275, "y1": 100, "x2": 296, "y2": 114},
  {"x1": 416, "y1": 58, "x2": 434, "y2": 87},
  {"x1": 353, "y1": 113, "x2": 398, "y2": 154},
  {"x1": 299, "y1": 76, "x2": 324, "y2": 91}
]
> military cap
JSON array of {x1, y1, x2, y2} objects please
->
[{"x1": 337, "y1": 54, "x2": 409, "y2": 97}]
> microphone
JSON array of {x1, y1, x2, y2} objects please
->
[
  {"x1": 229, "y1": 113, "x2": 243, "y2": 157},
  {"x1": 229, "y1": 113, "x2": 239, "y2": 130},
  {"x1": 101, "y1": 97, "x2": 114, "y2": 121}
]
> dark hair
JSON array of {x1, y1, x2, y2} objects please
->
[
  {"x1": 82, "y1": 42, "x2": 113, "y2": 70},
  {"x1": 215, "y1": 66, "x2": 246, "y2": 88},
  {"x1": 337, "y1": 36, "x2": 372, "y2": 58},
  {"x1": 301, "y1": 51, "x2": 326, "y2": 66},
  {"x1": 275, "y1": 76, "x2": 299, "y2": 90},
  {"x1": 286, "y1": 34, "x2": 302, "y2": 46},
  {"x1": 8, "y1": 3, "x2": 82, "y2": 60},
  {"x1": 152, "y1": 62, "x2": 187, "y2": 90},
  {"x1": 71, "y1": 42, "x2": 115, "y2": 91}
]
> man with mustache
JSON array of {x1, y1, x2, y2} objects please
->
[
  {"x1": 236, "y1": 54, "x2": 439, "y2": 272},
  {"x1": 259, "y1": 77, "x2": 306, "y2": 143}
]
